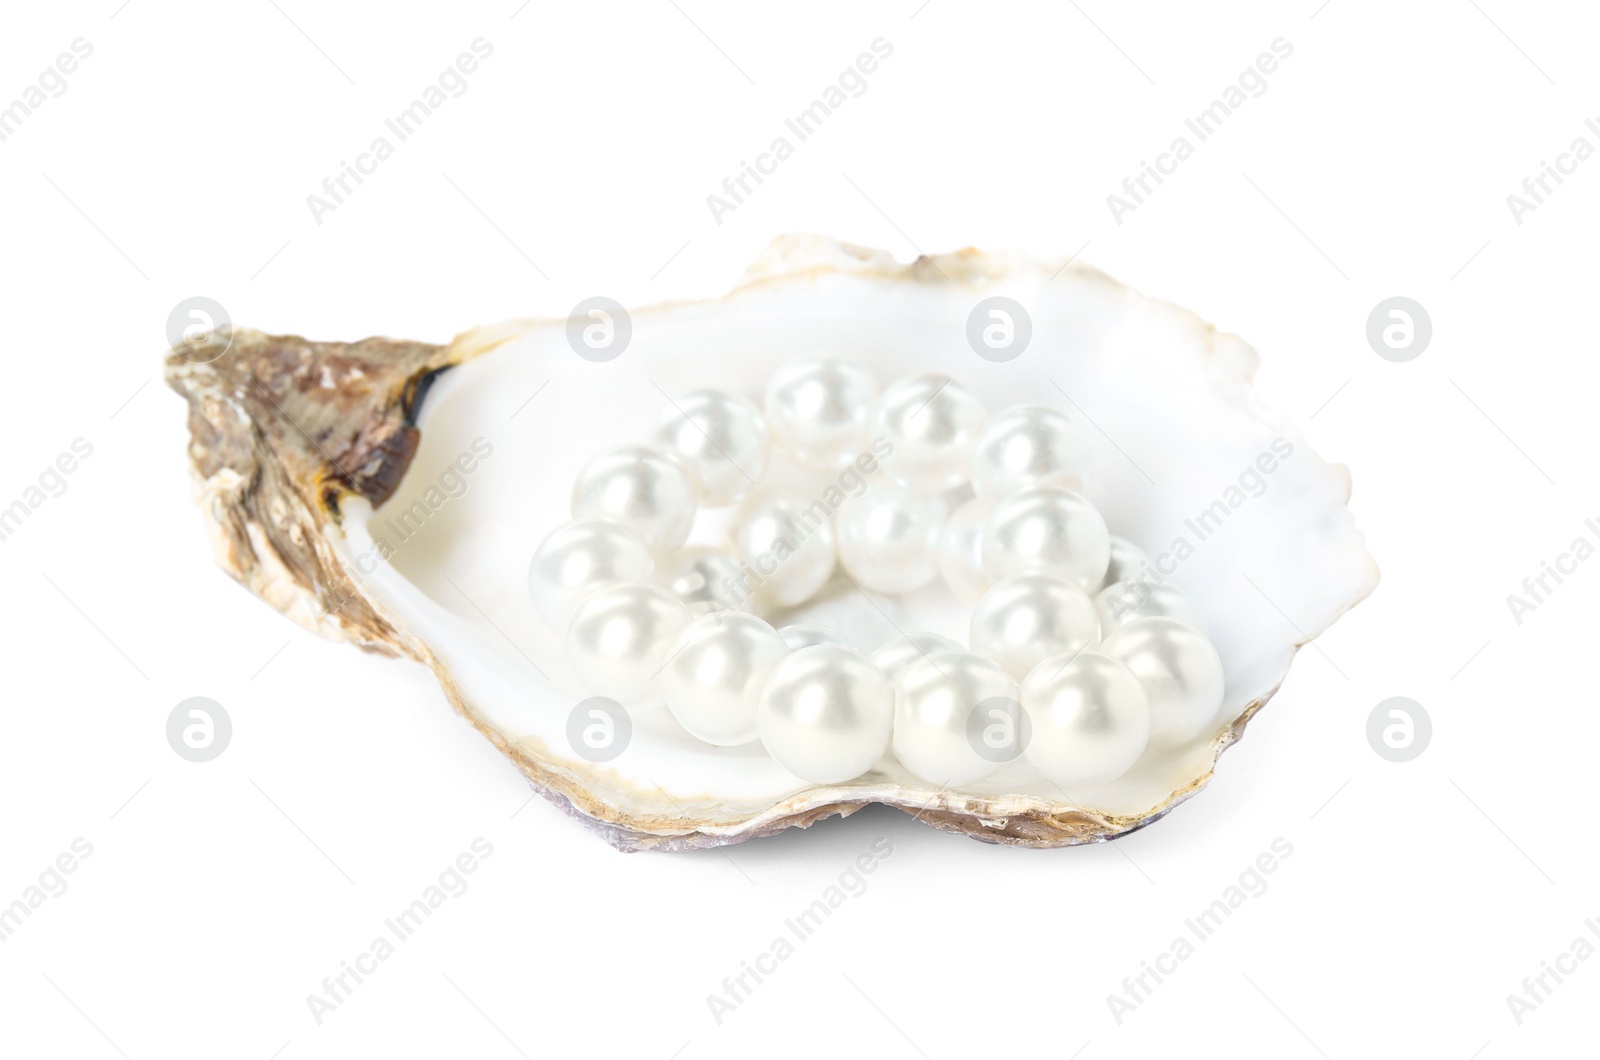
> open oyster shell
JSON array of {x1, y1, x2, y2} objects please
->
[{"x1": 166, "y1": 235, "x2": 1376, "y2": 850}]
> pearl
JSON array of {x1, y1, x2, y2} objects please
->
[
  {"x1": 970, "y1": 405, "x2": 1093, "y2": 502},
  {"x1": 655, "y1": 389, "x2": 770, "y2": 507},
  {"x1": 981, "y1": 484, "x2": 1110, "y2": 591},
  {"x1": 658, "y1": 546, "x2": 747, "y2": 616},
  {"x1": 1095, "y1": 580, "x2": 1208, "y2": 635},
  {"x1": 779, "y1": 624, "x2": 853, "y2": 651},
  {"x1": 834, "y1": 488, "x2": 942, "y2": 593},
  {"x1": 869, "y1": 631, "x2": 964, "y2": 684},
  {"x1": 1021, "y1": 651, "x2": 1150, "y2": 788},
  {"x1": 528, "y1": 519, "x2": 656, "y2": 630},
  {"x1": 660, "y1": 612, "x2": 789, "y2": 745},
  {"x1": 566, "y1": 582, "x2": 692, "y2": 703},
  {"x1": 729, "y1": 493, "x2": 837, "y2": 608},
  {"x1": 1102, "y1": 535, "x2": 1151, "y2": 590},
  {"x1": 939, "y1": 497, "x2": 991, "y2": 605},
  {"x1": 571, "y1": 445, "x2": 696, "y2": 554},
  {"x1": 970, "y1": 573, "x2": 1099, "y2": 679},
  {"x1": 892, "y1": 649, "x2": 1019, "y2": 786},
  {"x1": 757, "y1": 645, "x2": 894, "y2": 784},
  {"x1": 872, "y1": 373, "x2": 987, "y2": 492},
  {"x1": 1100, "y1": 617, "x2": 1225, "y2": 747},
  {"x1": 764, "y1": 358, "x2": 879, "y2": 471}
]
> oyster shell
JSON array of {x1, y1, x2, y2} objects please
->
[{"x1": 165, "y1": 235, "x2": 1377, "y2": 850}]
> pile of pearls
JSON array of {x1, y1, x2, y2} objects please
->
[{"x1": 528, "y1": 358, "x2": 1226, "y2": 790}]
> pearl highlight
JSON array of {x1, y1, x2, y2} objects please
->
[
  {"x1": 1021, "y1": 651, "x2": 1150, "y2": 789},
  {"x1": 1100, "y1": 616, "x2": 1225, "y2": 747},
  {"x1": 970, "y1": 573, "x2": 1100, "y2": 680},
  {"x1": 660, "y1": 612, "x2": 789, "y2": 745},
  {"x1": 655, "y1": 389, "x2": 769, "y2": 507},
  {"x1": 981, "y1": 484, "x2": 1110, "y2": 591},
  {"x1": 566, "y1": 582, "x2": 693, "y2": 703},
  {"x1": 528, "y1": 519, "x2": 656, "y2": 630},
  {"x1": 757, "y1": 645, "x2": 895, "y2": 784},
  {"x1": 571, "y1": 445, "x2": 696, "y2": 554},
  {"x1": 970, "y1": 405, "x2": 1094, "y2": 502},
  {"x1": 764, "y1": 357, "x2": 880, "y2": 471}
]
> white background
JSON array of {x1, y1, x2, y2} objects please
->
[{"x1": 1, "y1": 1, "x2": 1595, "y2": 1057}]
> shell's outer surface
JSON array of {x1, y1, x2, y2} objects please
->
[
  {"x1": 164, "y1": 235, "x2": 1378, "y2": 851},
  {"x1": 167, "y1": 330, "x2": 459, "y2": 653}
]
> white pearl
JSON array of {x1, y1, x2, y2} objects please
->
[
  {"x1": 1102, "y1": 534, "x2": 1151, "y2": 591},
  {"x1": 764, "y1": 358, "x2": 879, "y2": 471},
  {"x1": 730, "y1": 493, "x2": 837, "y2": 608},
  {"x1": 1095, "y1": 580, "x2": 1208, "y2": 635},
  {"x1": 660, "y1": 612, "x2": 789, "y2": 745},
  {"x1": 872, "y1": 373, "x2": 986, "y2": 492},
  {"x1": 982, "y1": 484, "x2": 1110, "y2": 591},
  {"x1": 1021, "y1": 651, "x2": 1150, "y2": 789},
  {"x1": 779, "y1": 624, "x2": 853, "y2": 651},
  {"x1": 970, "y1": 573, "x2": 1099, "y2": 679},
  {"x1": 757, "y1": 645, "x2": 894, "y2": 784},
  {"x1": 571, "y1": 445, "x2": 695, "y2": 554},
  {"x1": 1100, "y1": 617, "x2": 1225, "y2": 747},
  {"x1": 658, "y1": 546, "x2": 747, "y2": 616},
  {"x1": 869, "y1": 631, "x2": 964, "y2": 684},
  {"x1": 970, "y1": 405, "x2": 1093, "y2": 502},
  {"x1": 939, "y1": 497, "x2": 991, "y2": 605},
  {"x1": 892, "y1": 649, "x2": 1019, "y2": 786},
  {"x1": 566, "y1": 582, "x2": 692, "y2": 703},
  {"x1": 655, "y1": 389, "x2": 770, "y2": 507},
  {"x1": 834, "y1": 488, "x2": 942, "y2": 593},
  {"x1": 528, "y1": 519, "x2": 655, "y2": 630}
]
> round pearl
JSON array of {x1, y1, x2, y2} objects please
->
[
  {"x1": 892, "y1": 649, "x2": 1019, "y2": 786},
  {"x1": 1102, "y1": 534, "x2": 1151, "y2": 591},
  {"x1": 981, "y1": 484, "x2": 1110, "y2": 591},
  {"x1": 566, "y1": 582, "x2": 693, "y2": 703},
  {"x1": 528, "y1": 519, "x2": 656, "y2": 630},
  {"x1": 764, "y1": 358, "x2": 879, "y2": 471},
  {"x1": 970, "y1": 405, "x2": 1094, "y2": 502},
  {"x1": 1095, "y1": 581, "x2": 1208, "y2": 635},
  {"x1": 1021, "y1": 651, "x2": 1150, "y2": 789},
  {"x1": 730, "y1": 493, "x2": 837, "y2": 608},
  {"x1": 939, "y1": 497, "x2": 991, "y2": 605},
  {"x1": 660, "y1": 612, "x2": 789, "y2": 745},
  {"x1": 659, "y1": 545, "x2": 747, "y2": 616},
  {"x1": 571, "y1": 445, "x2": 695, "y2": 554},
  {"x1": 1100, "y1": 617, "x2": 1225, "y2": 747},
  {"x1": 970, "y1": 573, "x2": 1099, "y2": 679},
  {"x1": 655, "y1": 389, "x2": 770, "y2": 507},
  {"x1": 872, "y1": 373, "x2": 987, "y2": 492},
  {"x1": 869, "y1": 631, "x2": 964, "y2": 684},
  {"x1": 834, "y1": 488, "x2": 942, "y2": 593},
  {"x1": 757, "y1": 645, "x2": 894, "y2": 784},
  {"x1": 779, "y1": 624, "x2": 853, "y2": 651}
]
